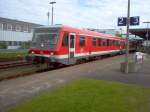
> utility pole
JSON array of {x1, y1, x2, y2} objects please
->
[
  {"x1": 125, "y1": 0, "x2": 130, "y2": 73},
  {"x1": 49, "y1": 1, "x2": 56, "y2": 25},
  {"x1": 119, "y1": 28, "x2": 123, "y2": 37},
  {"x1": 47, "y1": 11, "x2": 50, "y2": 25}
]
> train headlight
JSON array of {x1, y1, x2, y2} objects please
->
[
  {"x1": 50, "y1": 52, "x2": 54, "y2": 55},
  {"x1": 31, "y1": 51, "x2": 34, "y2": 54}
]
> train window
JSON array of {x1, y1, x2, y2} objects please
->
[
  {"x1": 118, "y1": 41, "x2": 121, "y2": 46},
  {"x1": 70, "y1": 35, "x2": 74, "y2": 48},
  {"x1": 109, "y1": 40, "x2": 113, "y2": 46},
  {"x1": 98, "y1": 38, "x2": 101, "y2": 46},
  {"x1": 121, "y1": 42, "x2": 125, "y2": 46},
  {"x1": 79, "y1": 36, "x2": 85, "y2": 46},
  {"x1": 62, "y1": 34, "x2": 68, "y2": 47},
  {"x1": 102, "y1": 39, "x2": 107, "y2": 46},
  {"x1": 107, "y1": 39, "x2": 109, "y2": 46},
  {"x1": 102, "y1": 39, "x2": 105, "y2": 46},
  {"x1": 92, "y1": 38, "x2": 97, "y2": 46},
  {"x1": 114, "y1": 41, "x2": 117, "y2": 46},
  {"x1": 115, "y1": 41, "x2": 118, "y2": 46},
  {"x1": 116, "y1": 41, "x2": 120, "y2": 46}
]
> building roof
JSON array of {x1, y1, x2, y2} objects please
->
[
  {"x1": 87, "y1": 28, "x2": 117, "y2": 36},
  {"x1": 129, "y1": 28, "x2": 150, "y2": 40},
  {"x1": 0, "y1": 17, "x2": 42, "y2": 27},
  {"x1": 122, "y1": 34, "x2": 143, "y2": 41}
]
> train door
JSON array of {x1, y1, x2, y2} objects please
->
[{"x1": 68, "y1": 33, "x2": 76, "y2": 64}]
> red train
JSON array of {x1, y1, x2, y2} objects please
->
[{"x1": 27, "y1": 25, "x2": 136, "y2": 65}]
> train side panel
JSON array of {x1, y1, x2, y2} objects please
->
[{"x1": 27, "y1": 25, "x2": 129, "y2": 65}]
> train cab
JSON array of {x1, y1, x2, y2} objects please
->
[{"x1": 27, "y1": 25, "x2": 76, "y2": 65}]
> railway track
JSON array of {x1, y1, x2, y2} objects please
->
[
  {"x1": 0, "y1": 53, "x2": 130, "y2": 81},
  {"x1": 0, "y1": 61, "x2": 33, "y2": 70}
]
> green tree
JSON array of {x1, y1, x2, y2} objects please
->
[
  {"x1": 20, "y1": 41, "x2": 31, "y2": 49},
  {"x1": 0, "y1": 42, "x2": 7, "y2": 49},
  {"x1": 116, "y1": 33, "x2": 123, "y2": 37}
]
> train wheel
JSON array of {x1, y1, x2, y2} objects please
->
[
  {"x1": 76, "y1": 59, "x2": 86, "y2": 64},
  {"x1": 53, "y1": 63, "x2": 60, "y2": 68}
]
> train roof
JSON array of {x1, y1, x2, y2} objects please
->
[{"x1": 36, "y1": 25, "x2": 125, "y2": 41}]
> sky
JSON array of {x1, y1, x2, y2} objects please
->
[{"x1": 0, "y1": 0, "x2": 150, "y2": 31}]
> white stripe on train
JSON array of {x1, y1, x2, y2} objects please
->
[{"x1": 30, "y1": 49, "x2": 123, "y2": 59}]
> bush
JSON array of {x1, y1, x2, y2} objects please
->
[
  {"x1": 115, "y1": 33, "x2": 123, "y2": 37},
  {"x1": 20, "y1": 41, "x2": 31, "y2": 49},
  {"x1": 0, "y1": 43, "x2": 7, "y2": 49}
]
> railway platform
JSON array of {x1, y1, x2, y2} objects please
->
[{"x1": 0, "y1": 54, "x2": 150, "y2": 111}]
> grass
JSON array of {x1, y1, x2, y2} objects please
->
[
  {"x1": 7, "y1": 79, "x2": 150, "y2": 112},
  {"x1": 0, "y1": 51, "x2": 27, "y2": 59}
]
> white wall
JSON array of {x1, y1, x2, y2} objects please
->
[{"x1": 0, "y1": 30, "x2": 33, "y2": 42}]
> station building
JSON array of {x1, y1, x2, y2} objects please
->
[
  {"x1": 130, "y1": 28, "x2": 150, "y2": 46},
  {"x1": 87, "y1": 28, "x2": 119, "y2": 36},
  {"x1": 0, "y1": 17, "x2": 42, "y2": 49}
]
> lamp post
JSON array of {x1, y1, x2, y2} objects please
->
[
  {"x1": 143, "y1": 21, "x2": 150, "y2": 47},
  {"x1": 47, "y1": 11, "x2": 50, "y2": 25},
  {"x1": 119, "y1": 28, "x2": 123, "y2": 37},
  {"x1": 125, "y1": 0, "x2": 130, "y2": 73},
  {"x1": 49, "y1": 1, "x2": 56, "y2": 25}
]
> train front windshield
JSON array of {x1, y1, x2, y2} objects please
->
[{"x1": 32, "y1": 27, "x2": 60, "y2": 49}]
